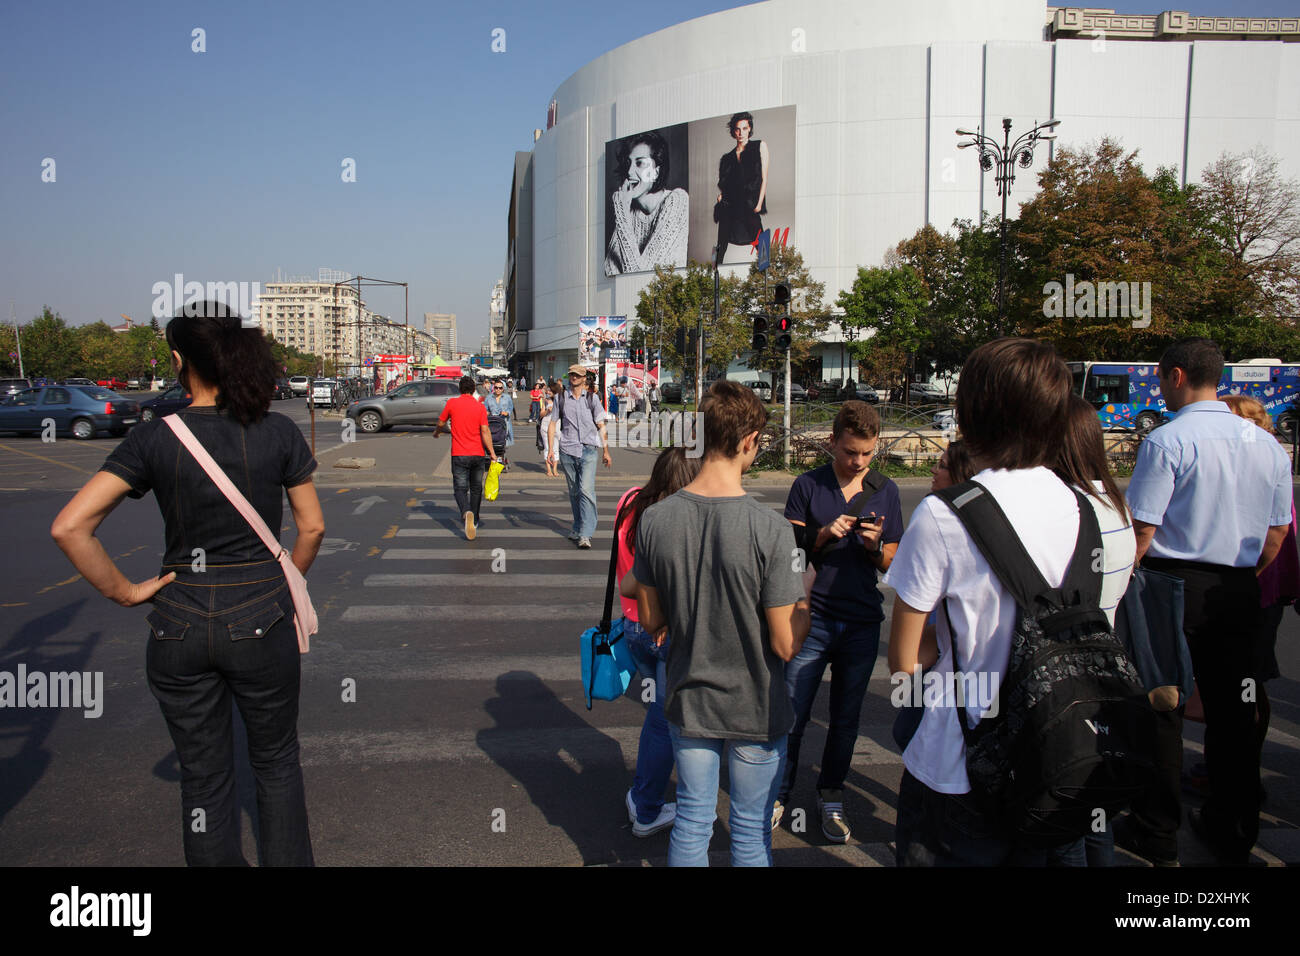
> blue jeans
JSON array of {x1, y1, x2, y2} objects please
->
[
  {"x1": 668, "y1": 725, "x2": 786, "y2": 867},
  {"x1": 559, "y1": 444, "x2": 599, "y2": 538},
  {"x1": 624, "y1": 620, "x2": 672, "y2": 824},
  {"x1": 146, "y1": 559, "x2": 313, "y2": 866},
  {"x1": 450, "y1": 455, "x2": 488, "y2": 522},
  {"x1": 779, "y1": 612, "x2": 881, "y2": 801},
  {"x1": 894, "y1": 770, "x2": 1084, "y2": 867}
]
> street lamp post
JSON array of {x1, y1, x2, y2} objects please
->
[{"x1": 956, "y1": 117, "x2": 1059, "y2": 322}]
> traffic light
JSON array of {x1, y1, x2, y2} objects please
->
[
  {"x1": 776, "y1": 315, "x2": 793, "y2": 351},
  {"x1": 772, "y1": 281, "x2": 793, "y2": 350},
  {"x1": 751, "y1": 313, "x2": 769, "y2": 351},
  {"x1": 674, "y1": 326, "x2": 688, "y2": 356}
]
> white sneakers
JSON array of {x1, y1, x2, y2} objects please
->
[{"x1": 626, "y1": 789, "x2": 675, "y2": 838}]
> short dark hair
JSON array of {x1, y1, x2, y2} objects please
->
[
  {"x1": 700, "y1": 380, "x2": 767, "y2": 459},
  {"x1": 832, "y1": 401, "x2": 880, "y2": 441},
  {"x1": 617, "y1": 130, "x2": 671, "y2": 194},
  {"x1": 165, "y1": 302, "x2": 274, "y2": 425},
  {"x1": 955, "y1": 338, "x2": 1072, "y2": 470},
  {"x1": 727, "y1": 112, "x2": 754, "y2": 136},
  {"x1": 459, "y1": 376, "x2": 476, "y2": 394},
  {"x1": 1159, "y1": 338, "x2": 1223, "y2": 389}
]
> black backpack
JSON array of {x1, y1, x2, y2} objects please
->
[{"x1": 934, "y1": 480, "x2": 1157, "y2": 846}]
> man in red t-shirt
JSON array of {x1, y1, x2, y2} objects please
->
[
  {"x1": 528, "y1": 384, "x2": 543, "y2": 423},
  {"x1": 434, "y1": 376, "x2": 498, "y2": 540}
]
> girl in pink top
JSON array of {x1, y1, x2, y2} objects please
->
[{"x1": 614, "y1": 447, "x2": 701, "y2": 836}]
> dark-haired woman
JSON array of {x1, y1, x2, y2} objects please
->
[
  {"x1": 51, "y1": 303, "x2": 324, "y2": 866},
  {"x1": 1051, "y1": 394, "x2": 1136, "y2": 866},
  {"x1": 605, "y1": 129, "x2": 689, "y2": 276},
  {"x1": 714, "y1": 111, "x2": 770, "y2": 261},
  {"x1": 615, "y1": 446, "x2": 702, "y2": 837}
]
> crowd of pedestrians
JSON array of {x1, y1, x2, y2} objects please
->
[
  {"x1": 46, "y1": 314, "x2": 1295, "y2": 867},
  {"x1": 615, "y1": 337, "x2": 1296, "y2": 867}
]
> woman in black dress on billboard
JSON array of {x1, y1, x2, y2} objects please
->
[{"x1": 714, "y1": 111, "x2": 770, "y2": 261}]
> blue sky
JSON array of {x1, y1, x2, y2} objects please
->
[{"x1": 0, "y1": 0, "x2": 1293, "y2": 350}]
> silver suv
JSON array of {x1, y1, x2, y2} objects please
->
[{"x1": 346, "y1": 379, "x2": 462, "y2": 432}]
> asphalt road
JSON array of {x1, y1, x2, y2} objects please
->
[{"x1": 1, "y1": 408, "x2": 1298, "y2": 865}]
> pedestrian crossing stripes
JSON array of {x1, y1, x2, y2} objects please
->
[{"x1": 315, "y1": 478, "x2": 912, "y2": 866}]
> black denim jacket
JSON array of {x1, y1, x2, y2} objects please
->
[{"x1": 100, "y1": 406, "x2": 316, "y2": 566}]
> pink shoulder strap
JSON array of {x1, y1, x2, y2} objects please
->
[{"x1": 162, "y1": 414, "x2": 286, "y2": 559}]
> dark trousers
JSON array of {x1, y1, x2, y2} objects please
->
[
  {"x1": 778, "y1": 612, "x2": 881, "y2": 800},
  {"x1": 894, "y1": 771, "x2": 1083, "y2": 867},
  {"x1": 451, "y1": 455, "x2": 488, "y2": 522},
  {"x1": 1136, "y1": 558, "x2": 1262, "y2": 860},
  {"x1": 146, "y1": 559, "x2": 313, "y2": 866}
]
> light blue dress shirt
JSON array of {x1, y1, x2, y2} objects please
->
[{"x1": 1126, "y1": 400, "x2": 1292, "y2": 567}]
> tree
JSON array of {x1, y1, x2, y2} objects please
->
[
  {"x1": 19, "y1": 307, "x2": 78, "y2": 380},
  {"x1": 836, "y1": 265, "x2": 928, "y2": 389},
  {"x1": 1012, "y1": 138, "x2": 1172, "y2": 356},
  {"x1": 1194, "y1": 147, "x2": 1300, "y2": 319},
  {"x1": 889, "y1": 219, "x2": 1003, "y2": 374},
  {"x1": 634, "y1": 259, "x2": 740, "y2": 378}
]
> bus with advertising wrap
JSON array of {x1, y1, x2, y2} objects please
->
[{"x1": 1067, "y1": 359, "x2": 1300, "y2": 436}]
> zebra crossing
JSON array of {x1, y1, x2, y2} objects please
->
[{"x1": 303, "y1": 478, "x2": 906, "y2": 865}]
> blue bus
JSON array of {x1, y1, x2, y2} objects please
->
[{"x1": 1067, "y1": 360, "x2": 1300, "y2": 436}]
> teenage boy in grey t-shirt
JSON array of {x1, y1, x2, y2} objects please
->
[{"x1": 633, "y1": 381, "x2": 810, "y2": 866}]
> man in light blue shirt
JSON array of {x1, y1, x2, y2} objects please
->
[
  {"x1": 547, "y1": 364, "x2": 612, "y2": 548},
  {"x1": 1120, "y1": 338, "x2": 1291, "y2": 866}
]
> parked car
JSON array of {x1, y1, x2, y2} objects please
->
[
  {"x1": 273, "y1": 378, "x2": 294, "y2": 400},
  {"x1": 346, "y1": 378, "x2": 461, "y2": 432},
  {"x1": 289, "y1": 375, "x2": 310, "y2": 395},
  {"x1": 95, "y1": 377, "x2": 129, "y2": 391},
  {"x1": 658, "y1": 381, "x2": 683, "y2": 404},
  {"x1": 933, "y1": 408, "x2": 956, "y2": 431},
  {"x1": 138, "y1": 383, "x2": 193, "y2": 421},
  {"x1": 909, "y1": 382, "x2": 949, "y2": 403},
  {"x1": 311, "y1": 379, "x2": 340, "y2": 407},
  {"x1": 148, "y1": 377, "x2": 167, "y2": 391},
  {"x1": 742, "y1": 380, "x2": 774, "y2": 402},
  {"x1": 62, "y1": 377, "x2": 96, "y2": 387},
  {"x1": 127, "y1": 379, "x2": 141, "y2": 390},
  {"x1": 1, "y1": 378, "x2": 32, "y2": 398},
  {"x1": 774, "y1": 382, "x2": 810, "y2": 403},
  {"x1": 0, "y1": 385, "x2": 140, "y2": 439}
]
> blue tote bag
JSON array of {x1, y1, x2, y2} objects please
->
[{"x1": 579, "y1": 501, "x2": 637, "y2": 709}]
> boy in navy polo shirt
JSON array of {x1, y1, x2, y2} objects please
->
[{"x1": 777, "y1": 400, "x2": 903, "y2": 842}]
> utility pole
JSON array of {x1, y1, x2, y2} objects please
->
[{"x1": 10, "y1": 304, "x2": 23, "y2": 379}]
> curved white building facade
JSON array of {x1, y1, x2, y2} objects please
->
[{"x1": 506, "y1": 0, "x2": 1300, "y2": 382}]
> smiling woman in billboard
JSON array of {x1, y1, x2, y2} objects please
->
[
  {"x1": 604, "y1": 130, "x2": 689, "y2": 276},
  {"x1": 714, "y1": 111, "x2": 769, "y2": 260}
]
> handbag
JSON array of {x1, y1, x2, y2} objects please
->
[
  {"x1": 579, "y1": 499, "x2": 637, "y2": 710},
  {"x1": 163, "y1": 414, "x2": 317, "y2": 654},
  {"x1": 1115, "y1": 566, "x2": 1194, "y2": 712}
]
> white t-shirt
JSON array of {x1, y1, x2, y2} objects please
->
[
  {"x1": 1083, "y1": 480, "x2": 1136, "y2": 628},
  {"x1": 883, "y1": 467, "x2": 1080, "y2": 794}
]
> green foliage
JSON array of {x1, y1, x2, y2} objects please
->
[{"x1": 872, "y1": 140, "x2": 1300, "y2": 367}]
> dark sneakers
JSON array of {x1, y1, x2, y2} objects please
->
[{"x1": 1113, "y1": 816, "x2": 1179, "y2": 867}]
